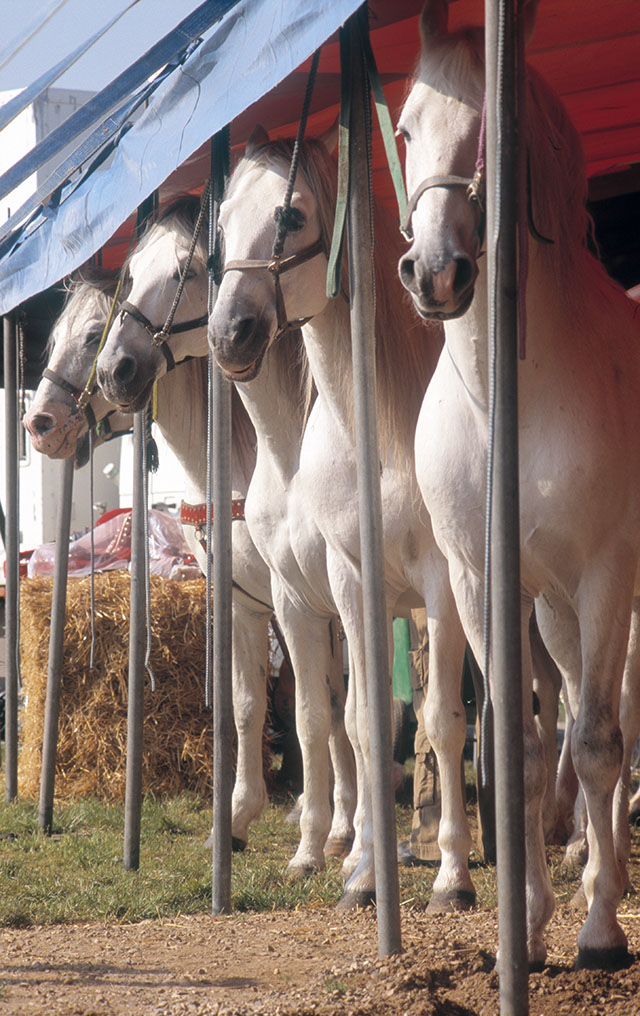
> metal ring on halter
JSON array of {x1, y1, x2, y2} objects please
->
[{"x1": 400, "y1": 173, "x2": 484, "y2": 241}]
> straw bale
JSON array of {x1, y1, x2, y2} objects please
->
[{"x1": 18, "y1": 572, "x2": 273, "y2": 802}]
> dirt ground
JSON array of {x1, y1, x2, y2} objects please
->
[{"x1": 2, "y1": 882, "x2": 640, "y2": 1015}]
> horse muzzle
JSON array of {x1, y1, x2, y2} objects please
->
[
  {"x1": 209, "y1": 312, "x2": 272, "y2": 383},
  {"x1": 398, "y1": 248, "x2": 478, "y2": 320}
]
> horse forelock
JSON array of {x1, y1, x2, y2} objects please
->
[
  {"x1": 47, "y1": 271, "x2": 118, "y2": 358},
  {"x1": 124, "y1": 195, "x2": 209, "y2": 279}
]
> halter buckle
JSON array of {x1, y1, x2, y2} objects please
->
[
  {"x1": 152, "y1": 329, "x2": 170, "y2": 346},
  {"x1": 467, "y1": 169, "x2": 485, "y2": 211}
]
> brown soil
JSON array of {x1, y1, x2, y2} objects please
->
[{"x1": 1, "y1": 887, "x2": 640, "y2": 1014}]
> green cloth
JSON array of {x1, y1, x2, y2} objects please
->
[{"x1": 392, "y1": 617, "x2": 413, "y2": 704}]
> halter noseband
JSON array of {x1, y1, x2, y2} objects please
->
[
  {"x1": 42, "y1": 367, "x2": 98, "y2": 430},
  {"x1": 222, "y1": 235, "x2": 326, "y2": 338},
  {"x1": 118, "y1": 300, "x2": 208, "y2": 371},
  {"x1": 400, "y1": 170, "x2": 485, "y2": 242}
]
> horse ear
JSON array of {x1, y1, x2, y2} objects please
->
[
  {"x1": 318, "y1": 119, "x2": 339, "y2": 155},
  {"x1": 521, "y1": 0, "x2": 540, "y2": 45},
  {"x1": 246, "y1": 125, "x2": 269, "y2": 156},
  {"x1": 419, "y1": 0, "x2": 448, "y2": 44}
]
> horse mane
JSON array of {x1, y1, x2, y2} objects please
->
[
  {"x1": 48, "y1": 267, "x2": 119, "y2": 357},
  {"x1": 233, "y1": 138, "x2": 441, "y2": 460}
]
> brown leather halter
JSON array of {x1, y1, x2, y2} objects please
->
[
  {"x1": 221, "y1": 235, "x2": 326, "y2": 338},
  {"x1": 400, "y1": 170, "x2": 485, "y2": 242},
  {"x1": 117, "y1": 300, "x2": 207, "y2": 370},
  {"x1": 42, "y1": 367, "x2": 98, "y2": 429}
]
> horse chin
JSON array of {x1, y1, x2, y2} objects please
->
[
  {"x1": 412, "y1": 287, "x2": 475, "y2": 322},
  {"x1": 112, "y1": 381, "x2": 155, "y2": 415},
  {"x1": 219, "y1": 345, "x2": 268, "y2": 384}
]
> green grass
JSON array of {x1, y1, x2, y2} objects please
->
[{"x1": 0, "y1": 767, "x2": 597, "y2": 929}]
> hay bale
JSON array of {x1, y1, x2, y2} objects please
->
[{"x1": 18, "y1": 571, "x2": 270, "y2": 802}]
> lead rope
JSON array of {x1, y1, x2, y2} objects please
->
[
  {"x1": 272, "y1": 48, "x2": 321, "y2": 261},
  {"x1": 154, "y1": 179, "x2": 211, "y2": 345},
  {"x1": 89, "y1": 429, "x2": 97, "y2": 669}
]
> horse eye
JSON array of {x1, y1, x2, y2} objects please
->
[
  {"x1": 396, "y1": 126, "x2": 411, "y2": 144},
  {"x1": 173, "y1": 266, "x2": 197, "y2": 282},
  {"x1": 84, "y1": 331, "x2": 101, "y2": 346}
]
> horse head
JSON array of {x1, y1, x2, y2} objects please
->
[
  {"x1": 23, "y1": 272, "x2": 123, "y2": 460},
  {"x1": 396, "y1": 0, "x2": 488, "y2": 320},
  {"x1": 96, "y1": 196, "x2": 209, "y2": 413},
  {"x1": 209, "y1": 129, "x2": 333, "y2": 382}
]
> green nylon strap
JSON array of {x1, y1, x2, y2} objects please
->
[
  {"x1": 325, "y1": 23, "x2": 352, "y2": 300},
  {"x1": 361, "y1": 25, "x2": 408, "y2": 226},
  {"x1": 325, "y1": 11, "x2": 408, "y2": 300}
]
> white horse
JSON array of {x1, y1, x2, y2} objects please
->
[
  {"x1": 24, "y1": 269, "x2": 277, "y2": 853},
  {"x1": 208, "y1": 132, "x2": 475, "y2": 910},
  {"x1": 398, "y1": 0, "x2": 640, "y2": 968},
  {"x1": 94, "y1": 203, "x2": 357, "y2": 872}
]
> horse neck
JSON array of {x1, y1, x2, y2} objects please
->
[
  {"x1": 442, "y1": 259, "x2": 491, "y2": 410},
  {"x1": 235, "y1": 343, "x2": 307, "y2": 484},
  {"x1": 155, "y1": 359, "x2": 256, "y2": 498},
  {"x1": 301, "y1": 298, "x2": 354, "y2": 440}
]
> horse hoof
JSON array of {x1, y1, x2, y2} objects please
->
[
  {"x1": 427, "y1": 889, "x2": 476, "y2": 913},
  {"x1": 336, "y1": 889, "x2": 376, "y2": 911},
  {"x1": 232, "y1": 836, "x2": 247, "y2": 853},
  {"x1": 568, "y1": 884, "x2": 588, "y2": 912},
  {"x1": 575, "y1": 945, "x2": 633, "y2": 971},
  {"x1": 287, "y1": 864, "x2": 317, "y2": 882},
  {"x1": 324, "y1": 836, "x2": 354, "y2": 860}
]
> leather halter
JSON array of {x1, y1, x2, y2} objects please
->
[
  {"x1": 118, "y1": 301, "x2": 208, "y2": 371},
  {"x1": 401, "y1": 170, "x2": 485, "y2": 243},
  {"x1": 222, "y1": 236, "x2": 326, "y2": 338},
  {"x1": 42, "y1": 367, "x2": 97, "y2": 430}
]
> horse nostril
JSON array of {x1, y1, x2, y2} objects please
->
[
  {"x1": 236, "y1": 316, "x2": 258, "y2": 349},
  {"x1": 453, "y1": 255, "x2": 474, "y2": 296},
  {"x1": 26, "y1": 412, "x2": 55, "y2": 437},
  {"x1": 399, "y1": 256, "x2": 416, "y2": 285},
  {"x1": 113, "y1": 355, "x2": 137, "y2": 386}
]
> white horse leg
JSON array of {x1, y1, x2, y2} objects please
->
[
  {"x1": 555, "y1": 688, "x2": 579, "y2": 844},
  {"x1": 421, "y1": 558, "x2": 474, "y2": 911},
  {"x1": 530, "y1": 613, "x2": 563, "y2": 843},
  {"x1": 613, "y1": 598, "x2": 640, "y2": 893},
  {"x1": 230, "y1": 595, "x2": 271, "y2": 850},
  {"x1": 573, "y1": 560, "x2": 632, "y2": 969},
  {"x1": 340, "y1": 644, "x2": 366, "y2": 882},
  {"x1": 449, "y1": 563, "x2": 554, "y2": 967},
  {"x1": 325, "y1": 617, "x2": 357, "y2": 859},
  {"x1": 270, "y1": 584, "x2": 334, "y2": 876}
]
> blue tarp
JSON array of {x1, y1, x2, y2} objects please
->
[{"x1": 0, "y1": 0, "x2": 360, "y2": 315}]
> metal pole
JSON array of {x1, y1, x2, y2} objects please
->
[
  {"x1": 346, "y1": 6, "x2": 401, "y2": 957},
  {"x1": 485, "y1": 0, "x2": 528, "y2": 1011},
  {"x1": 38, "y1": 455, "x2": 74, "y2": 833},
  {"x1": 4, "y1": 313, "x2": 19, "y2": 801},
  {"x1": 123, "y1": 413, "x2": 146, "y2": 870},
  {"x1": 210, "y1": 128, "x2": 233, "y2": 915},
  {"x1": 210, "y1": 363, "x2": 233, "y2": 915}
]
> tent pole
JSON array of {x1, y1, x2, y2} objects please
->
[
  {"x1": 485, "y1": 0, "x2": 528, "y2": 1011},
  {"x1": 38, "y1": 455, "x2": 74, "y2": 832},
  {"x1": 210, "y1": 127, "x2": 233, "y2": 916},
  {"x1": 3, "y1": 313, "x2": 19, "y2": 801},
  {"x1": 346, "y1": 6, "x2": 401, "y2": 957},
  {"x1": 123, "y1": 412, "x2": 146, "y2": 870},
  {"x1": 210, "y1": 362, "x2": 233, "y2": 915}
]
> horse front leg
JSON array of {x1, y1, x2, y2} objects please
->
[
  {"x1": 229, "y1": 594, "x2": 272, "y2": 851},
  {"x1": 573, "y1": 558, "x2": 633, "y2": 970},
  {"x1": 271, "y1": 581, "x2": 335, "y2": 877},
  {"x1": 325, "y1": 615, "x2": 357, "y2": 861},
  {"x1": 421, "y1": 554, "x2": 474, "y2": 912}
]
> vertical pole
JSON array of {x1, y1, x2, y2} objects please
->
[
  {"x1": 123, "y1": 413, "x2": 146, "y2": 870},
  {"x1": 485, "y1": 0, "x2": 528, "y2": 1011},
  {"x1": 346, "y1": 7, "x2": 401, "y2": 957},
  {"x1": 38, "y1": 455, "x2": 74, "y2": 832},
  {"x1": 3, "y1": 314, "x2": 19, "y2": 801},
  {"x1": 210, "y1": 129, "x2": 233, "y2": 916}
]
